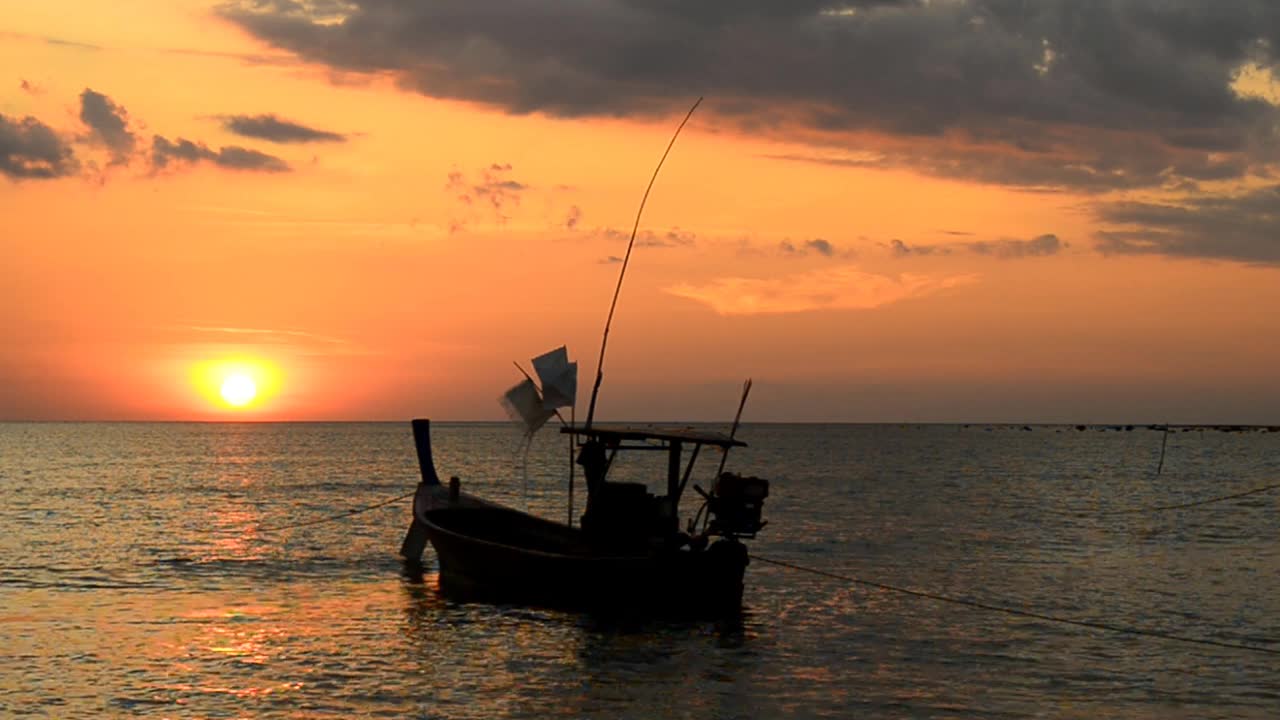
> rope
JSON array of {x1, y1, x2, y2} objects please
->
[
  {"x1": 750, "y1": 554, "x2": 1280, "y2": 657},
  {"x1": 253, "y1": 490, "x2": 416, "y2": 534},
  {"x1": 1100, "y1": 482, "x2": 1280, "y2": 515}
]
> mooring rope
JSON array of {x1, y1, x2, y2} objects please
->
[
  {"x1": 749, "y1": 553, "x2": 1280, "y2": 657},
  {"x1": 1100, "y1": 481, "x2": 1280, "y2": 515},
  {"x1": 253, "y1": 489, "x2": 417, "y2": 534}
]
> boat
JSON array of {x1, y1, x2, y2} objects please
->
[
  {"x1": 399, "y1": 417, "x2": 770, "y2": 615},
  {"x1": 398, "y1": 97, "x2": 770, "y2": 615}
]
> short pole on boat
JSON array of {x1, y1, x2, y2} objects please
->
[
  {"x1": 567, "y1": 406, "x2": 576, "y2": 527},
  {"x1": 714, "y1": 378, "x2": 753, "y2": 480}
]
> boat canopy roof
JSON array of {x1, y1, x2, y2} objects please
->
[{"x1": 562, "y1": 424, "x2": 746, "y2": 449}]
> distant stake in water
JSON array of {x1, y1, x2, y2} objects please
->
[{"x1": 1156, "y1": 424, "x2": 1170, "y2": 476}]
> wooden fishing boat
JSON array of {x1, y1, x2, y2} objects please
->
[
  {"x1": 400, "y1": 418, "x2": 769, "y2": 614},
  {"x1": 398, "y1": 98, "x2": 769, "y2": 614}
]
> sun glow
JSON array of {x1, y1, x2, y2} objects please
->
[{"x1": 190, "y1": 357, "x2": 282, "y2": 412}]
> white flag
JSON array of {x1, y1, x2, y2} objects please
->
[
  {"x1": 500, "y1": 378, "x2": 555, "y2": 434},
  {"x1": 532, "y1": 346, "x2": 577, "y2": 410}
]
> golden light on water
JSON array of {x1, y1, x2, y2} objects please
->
[{"x1": 191, "y1": 358, "x2": 282, "y2": 413}]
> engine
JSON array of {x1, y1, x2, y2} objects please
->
[{"x1": 705, "y1": 472, "x2": 769, "y2": 538}]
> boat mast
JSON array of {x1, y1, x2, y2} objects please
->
[{"x1": 583, "y1": 97, "x2": 703, "y2": 431}]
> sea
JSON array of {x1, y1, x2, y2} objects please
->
[{"x1": 1, "y1": 422, "x2": 1277, "y2": 719}]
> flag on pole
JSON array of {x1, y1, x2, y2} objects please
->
[
  {"x1": 532, "y1": 346, "x2": 577, "y2": 410},
  {"x1": 500, "y1": 378, "x2": 555, "y2": 434}
]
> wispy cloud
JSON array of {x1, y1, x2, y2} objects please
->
[
  {"x1": 666, "y1": 265, "x2": 977, "y2": 315},
  {"x1": 967, "y1": 234, "x2": 1064, "y2": 258},
  {"x1": 221, "y1": 114, "x2": 347, "y2": 143},
  {"x1": 564, "y1": 204, "x2": 582, "y2": 230},
  {"x1": 152, "y1": 136, "x2": 289, "y2": 172},
  {"x1": 182, "y1": 325, "x2": 350, "y2": 346},
  {"x1": 779, "y1": 238, "x2": 837, "y2": 257},
  {"x1": 890, "y1": 234, "x2": 1066, "y2": 259},
  {"x1": 171, "y1": 325, "x2": 381, "y2": 356},
  {"x1": 0, "y1": 30, "x2": 100, "y2": 51},
  {"x1": 592, "y1": 227, "x2": 697, "y2": 248},
  {"x1": 446, "y1": 163, "x2": 529, "y2": 230}
]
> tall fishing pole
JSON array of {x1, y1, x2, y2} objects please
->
[{"x1": 583, "y1": 97, "x2": 704, "y2": 431}]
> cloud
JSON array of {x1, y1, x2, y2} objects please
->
[
  {"x1": 967, "y1": 234, "x2": 1065, "y2": 258},
  {"x1": 890, "y1": 239, "x2": 950, "y2": 257},
  {"x1": 446, "y1": 163, "x2": 527, "y2": 228},
  {"x1": 565, "y1": 204, "x2": 582, "y2": 230},
  {"x1": 5, "y1": 89, "x2": 295, "y2": 180},
  {"x1": 780, "y1": 238, "x2": 835, "y2": 257},
  {"x1": 221, "y1": 113, "x2": 347, "y2": 143},
  {"x1": 79, "y1": 88, "x2": 136, "y2": 165},
  {"x1": 665, "y1": 265, "x2": 977, "y2": 315},
  {"x1": 891, "y1": 233, "x2": 1065, "y2": 258},
  {"x1": 183, "y1": 325, "x2": 349, "y2": 346},
  {"x1": 19, "y1": 79, "x2": 42, "y2": 95},
  {"x1": 0, "y1": 30, "x2": 101, "y2": 51},
  {"x1": 0, "y1": 113, "x2": 78, "y2": 179},
  {"x1": 638, "y1": 228, "x2": 695, "y2": 248},
  {"x1": 152, "y1": 135, "x2": 290, "y2": 172},
  {"x1": 219, "y1": 0, "x2": 1280, "y2": 191},
  {"x1": 593, "y1": 226, "x2": 697, "y2": 248},
  {"x1": 1095, "y1": 186, "x2": 1280, "y2": 264}
]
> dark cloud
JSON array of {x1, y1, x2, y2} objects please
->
[
  {"x1": 890, "y1": 239, "x2": 950, "y2": 257},
  {"x1": 600, "y1": 255, "x2": 624, "y2": 264},
  {"x1": 221, "y1": 113, "x2": 347, "y2": 143},
  {"x1": 967, "y1": 233, "x2": 1064, "y2": 258},
  {"x1": 79, "y1": 88, "x2": 136, "y2": 165},
  {"x1": 781, "y1": 238, "x2": 835, "y2": 256},
  {"x1": 1095, "y1": 186, "x2": 1280, "y2": 264},
  {"x1": 0, "y1": 113, "x2": 77, "y2": 179},
  {"x1": 767, "y1": 134, "x2": 1255, "y2": 194},
  {"x1": 891, "y1": 234, "x2": 1065, "y2": 258},
  {"x1": 19, "y1": 79, "x2": 42, "y2": 95},
  {"x1": 219, "y1": 0, "x2": 1280, "y2": 191},
  {"x1": 152, "y1": 135, "x2": 290, "y2": 172}
]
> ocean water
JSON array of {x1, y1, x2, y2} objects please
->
[{"x1": 1, "y1": 422, "x2": 1277, "y2": 719}]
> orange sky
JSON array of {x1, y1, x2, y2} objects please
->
[{"x1": 3, "y1": 1, "x2": 1280, "y2": 422}]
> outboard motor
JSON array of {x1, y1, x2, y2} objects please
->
[{"x1": 705, "y1": 472, "x2": 769, "y2": 538}]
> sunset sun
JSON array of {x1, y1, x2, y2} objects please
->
[
  {"x1": 219, "y1": 373, "x2": 257, "y2": 407},
  {"x1": 189, "y1": 358, "x2": 281, "y2": 414}
]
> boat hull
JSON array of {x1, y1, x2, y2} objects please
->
[{"x1": 421, "y1": 504, "x2": 748, "y2": 615}]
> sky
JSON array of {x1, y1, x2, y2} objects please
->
[{"x1": 2, "y1": 0, "x2": 1280, "y2": 423}]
